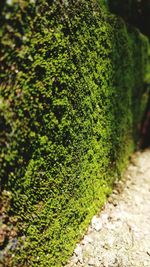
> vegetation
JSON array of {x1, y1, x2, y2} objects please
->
[
  {"x1": 0, "y1": 0, "x2": 149, "y2": 266},
  {"x1": 108, "y1": 0, "x2": 150, "y2": 37}
]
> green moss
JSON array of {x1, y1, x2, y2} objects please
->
[{"x1": 0, "y1": 1, "x2": 149, "y2": 266}]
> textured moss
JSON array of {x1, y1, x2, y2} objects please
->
[{"x1": 0, "y1": 1, "x2": 149, "y2": 266}]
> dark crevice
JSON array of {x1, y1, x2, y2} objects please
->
[{"x1": 108, "y1": 0, "x2": 150, "y2": 38}]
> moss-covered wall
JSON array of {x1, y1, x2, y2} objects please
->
[{"x1": 0, "y1": 1, "x2": 149, "y2": 266}]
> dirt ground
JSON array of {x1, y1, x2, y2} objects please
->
[{"x1": 66, "y1": 149, "x2": 150, "y2": 267}]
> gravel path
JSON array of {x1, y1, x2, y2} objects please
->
[{"x1": 66, "y1": 149, "x2": 150, "y2": 267}]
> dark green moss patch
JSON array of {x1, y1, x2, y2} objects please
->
[{"x1": 0, "y1": 1, "x2": 149, "y2": 266}]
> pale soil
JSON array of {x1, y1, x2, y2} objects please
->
[{"x1": 66, "y1": 149, "x2": 150, "y2": 267}]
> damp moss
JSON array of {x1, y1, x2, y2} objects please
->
[{"x1": 0, "y1": 1, "x2": 149, "y2": 266}]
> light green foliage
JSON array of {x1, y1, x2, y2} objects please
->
[{"x1": 0, "y1": 0, "x2": 149, "y2": 266}]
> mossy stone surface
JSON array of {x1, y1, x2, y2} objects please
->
[{"x1": 0, "y1": 1, "x2": 149, "y2": 266}]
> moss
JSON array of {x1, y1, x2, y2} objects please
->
[{"x1": 0, "y1": 0, "x2": 149, "y2": 266}]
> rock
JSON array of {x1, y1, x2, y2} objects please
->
[
  {"x1": 82, "y1": 235, "x2": 93, "y2": 245},
  {"x1": 144, "y1": 261, "x2": 149, "y2": 266},
  {"x1": 88, "y1": 258, "x2": 95, "y2": 266},
  {"x1": 108, "y1": 196, "x2": 118, "y2": 206},
  {"x1": 91, "y1": 216, "x2": 102, "y2": 232},
  {"x1": 107, "y1": 236, "x2": 114, "y2": 248},
  {"x1": 74, "y1": 244, "x2": 83, "y2": 263},
  {"x1": 100, "y1": 213, "x2": 109, "y2": 226},
  {"x1": 147, "y1": 250, "x2": 150, "y2": 256}
]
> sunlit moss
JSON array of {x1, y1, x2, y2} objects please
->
[{"x1": 0, "y1": 1, "x2": 149, "y2": 266}]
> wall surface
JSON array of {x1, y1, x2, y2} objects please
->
[{"x1": 0, "y1": 0, "x2": 149, "y2": 266}]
